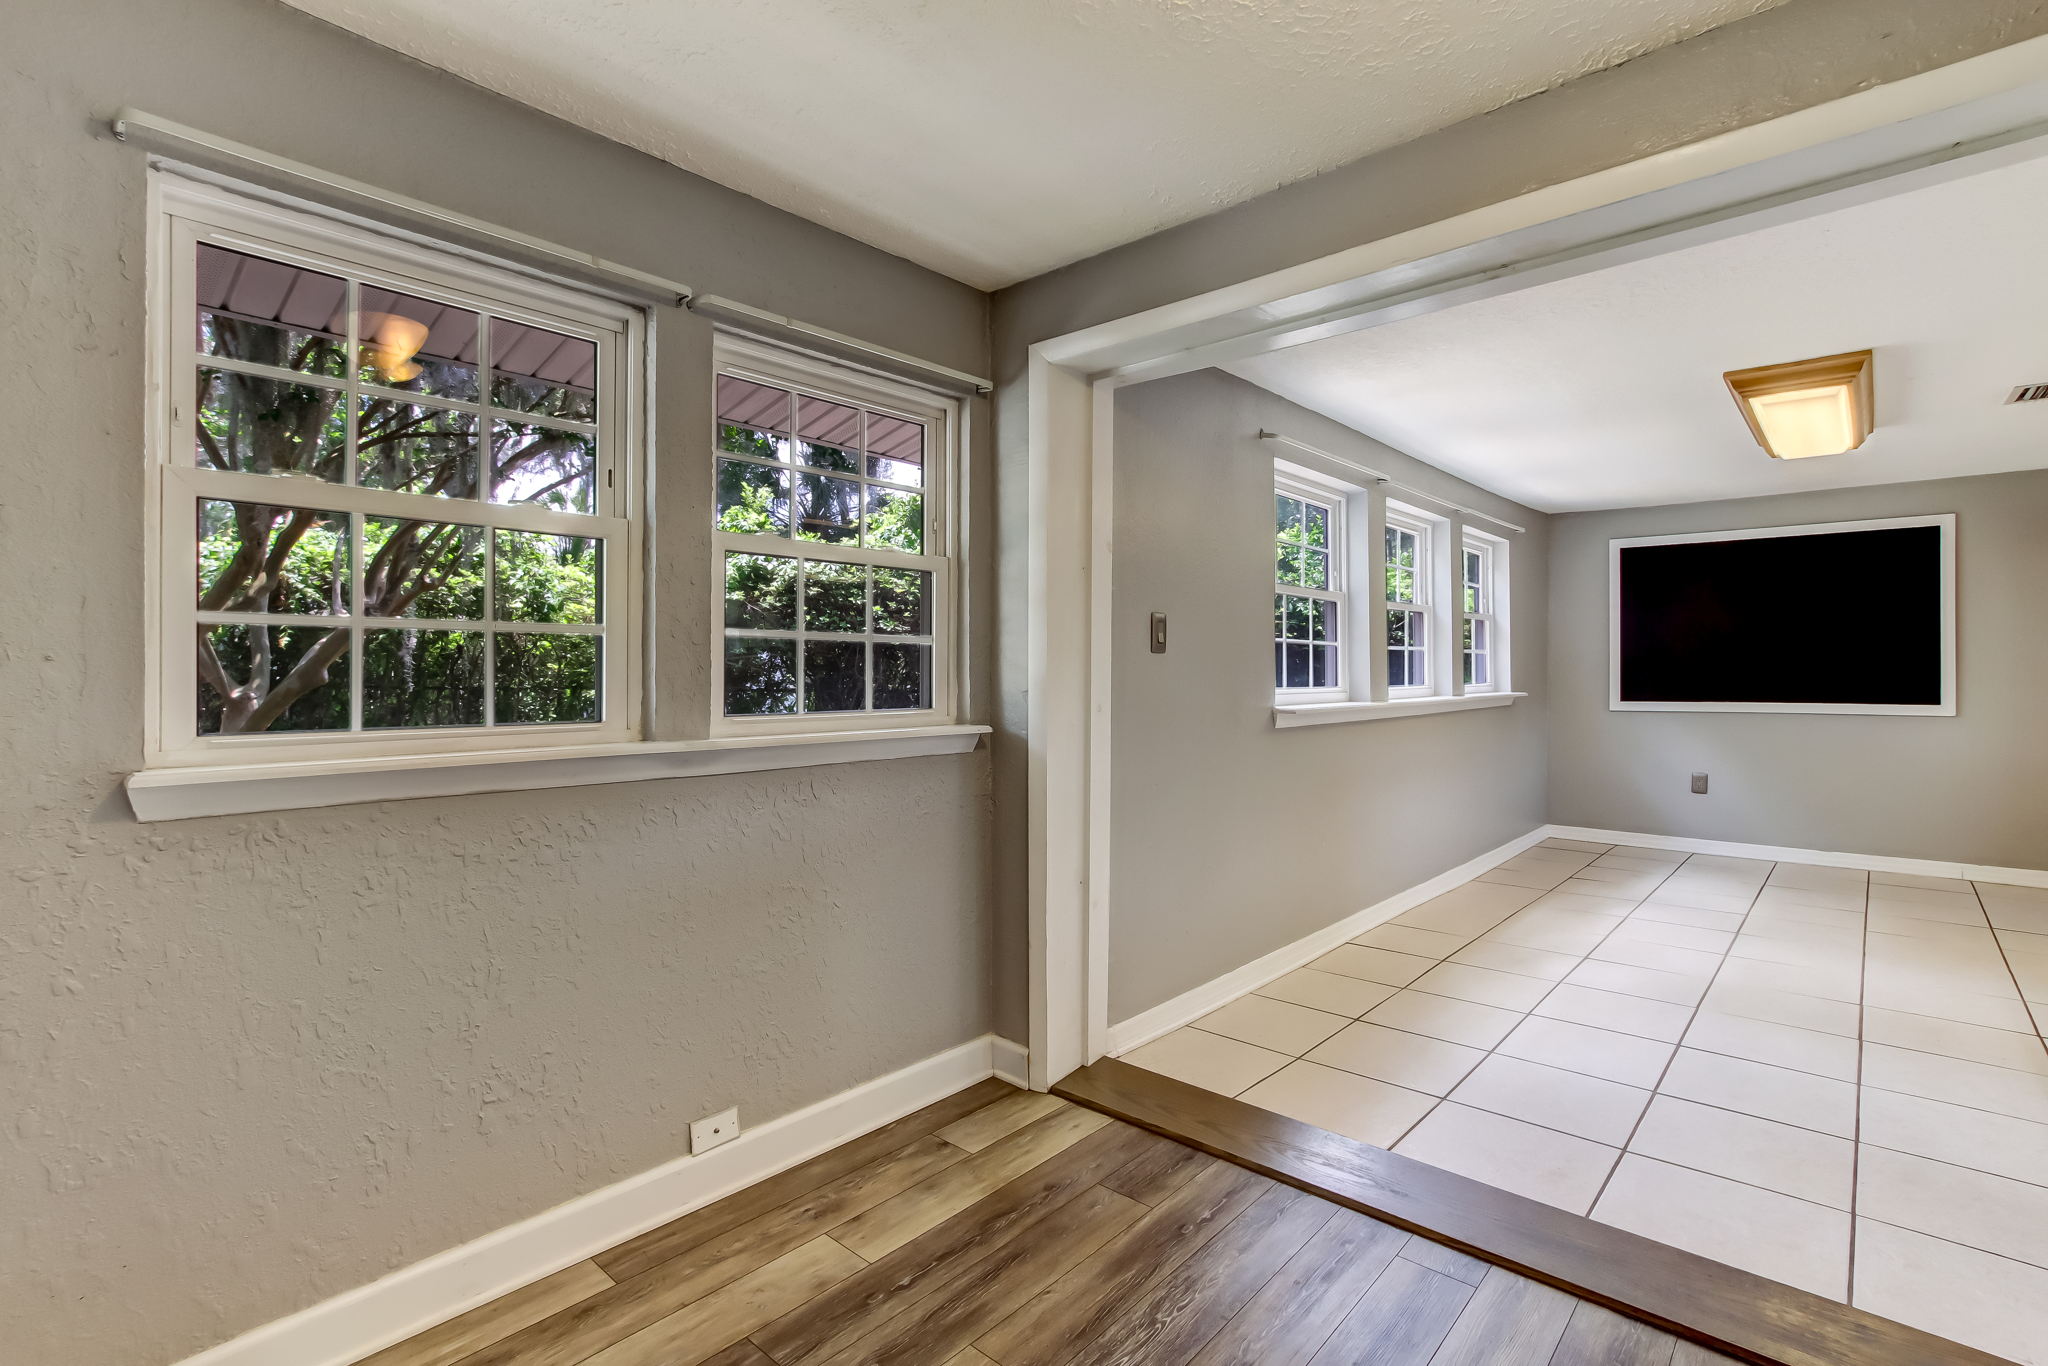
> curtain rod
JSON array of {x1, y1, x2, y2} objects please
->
[
  {"x1": 1258, "y1": 430, "x2": 1527, "y2": 534},
  {"x1": 110, "y1": 109, "x2": 694, "y2": 310}
]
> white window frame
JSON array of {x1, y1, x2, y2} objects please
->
[
  {"x1": 1273, "y1": 469, "x2": 1348, "y2": 703},
  {"x1": 1461, "y1": 533, "x2": 1508, "y2": 694},
  {"x1": 1383, "y1": 505, "x2": 1433, "y2": 698},
  {"x1": 145, "y1": 173, "x2": 646, "y2": 768},
  {"x1": 711, "y1": 334, "x2": 959, "y2": 736}
]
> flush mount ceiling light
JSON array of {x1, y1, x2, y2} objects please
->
[{"x1": 1723, "y1": 350, "x2": 1874, "y2": 460}]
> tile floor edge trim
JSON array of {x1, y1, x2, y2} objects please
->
[
  {"x1": 169, "y1": 1034, "x2": 1024, "y2": 1366},
  {"x1": 1106, "y1": 826, "x2": 1556, "y2": 1055},
  {"x1": 1545, "y1": 825, "x2": 2048, "y2": 890}
]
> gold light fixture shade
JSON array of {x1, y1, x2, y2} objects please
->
[{"x1": 1724, "y1": 350, "x2": 1873, "y2": 460}]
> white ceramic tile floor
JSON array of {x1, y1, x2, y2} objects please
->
[{"x1": 1114, "y1": 838, "x2": 2048, "y2": 1362}]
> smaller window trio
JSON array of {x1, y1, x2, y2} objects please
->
[{"x1": 1274, "y1": 462, "x2": 1507, "y2": 704}]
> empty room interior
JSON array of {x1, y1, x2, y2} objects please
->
[{"x1": 11, "y1": 2, "x2": 2048, "y2": 1366}]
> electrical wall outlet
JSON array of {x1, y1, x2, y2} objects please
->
[
  {"x1": 1690, "y1": 772, "x2": 1710, "y2": 795},
  {"x1": 690, "y1": 1106, "x2": 739, "y2": 1154}
]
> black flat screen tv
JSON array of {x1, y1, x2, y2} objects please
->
[{"x1": 1610, "y1": 515, "x2": 1954, "y2": 715}]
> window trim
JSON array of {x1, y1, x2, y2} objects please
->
[
  {"x1": 710, "y1": 333, "x2": 960, "y2": 736},
  {"x1": 1273, "y1": 468, "x2": 1348, "y2": 703},
  {"x1": 145, "y1": 172, "x2": 647, "y2": 768}
]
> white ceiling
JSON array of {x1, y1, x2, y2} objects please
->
[
  {"x1": 1227, "y1": 152, "x2": 2048, "y2": 512},
  {"x1": 286, "y1": 0, "x2": 1784, "y2": 289}
]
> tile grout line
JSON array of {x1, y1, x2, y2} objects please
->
[{"x1": 1584, "y1": 854, "x2": 1772, "y2": 1216}]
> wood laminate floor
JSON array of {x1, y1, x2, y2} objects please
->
[{"x1": 355, "y1": 1077, "x2": 1734, "y2": 1366}]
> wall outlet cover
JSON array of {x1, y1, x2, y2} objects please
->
[
  {"x1": 690, "y1": 1106, "x2": 739, "y2": 1154},
  {"x1": 1690, "y1": 772, "x2": 1710, "y2": 795}
]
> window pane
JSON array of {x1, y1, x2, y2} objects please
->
[
  {"x1": 197, "y1": 623, "x2": 350, "y2": 735},
  {"x1": 873, "y1": 568, "x2": 931, "y2": 635},
  {"x1": 1283, "y1": 642, "x2": 1310, "y2": 689},
  {"x1": 796, "y1": 394, "x2": 860, "y2": 472},
  {"x1": 195, "y1": 244, "x2": 347, "y2": 377},
  {"x1": 492, "y1": 420, "x2": 596, "y2": 514},
  {"x1": 197, "y1": 499, "x2": 349, "y2": 615},
  {"x1": 863, "y1": 485, "x2": 923, "y2": 553},
  {"x1": 495, "y1": 530, "x2": 600, "y2": 624},
  {"x1": 867, "y1": 414, "x2": 924, "y2": 486},
  {"x1": 723, "y1": 552, "x2": 797, "y2": 629},
  {"x1": 724, "y1": 636, "x2": 797, "y2": 715},
  {"x1": 494, "y1": 633, "x2": 600, "y2": 724},
  {"x1": 719, "y1": 422, "x2": 788, "y2": 462},
  {"x1": 1302, "y1": 502, "x2": 1329, "y2": 549},
  {"x1": 1298, "y1": 546, "x2": 1329, "y2": 590},
  {"x1": 1463, "y1": 548, "x2": 1483, "y2": 612},
  {"x1": 803, "y1": 560, "x2": 866, "y2": 633},
  {"x1": 795, "y1": 471, "x2": 861, "y2": 544},
  {"x1": 491, "y1": 318, "x2": 597, "y2": 422},
  {"x1": 1273, "y1": 641, "x2": 1285, "y2": 689},
  {"x1": 1385, "y1": 526, "x2": 1419, "y2": 603},
  {"x1": 362, "y1": 629, "x2": 484, "y2": 728},
  {"x1": 1273, "y1": 594, "x2": 1287, "y2": 640},
  {"x1": 1312, "y1": 599, "x2": 1336, "y2": 642},
  {"x1": 804, "y1": 639, "x2": 865, "y2": 712},
  {"x1": 357, "y1": 285, "x2": 479, "y2": 401},
  {"x1": 357, "y1": 399, "x2": 480, "y2": 498},
  {"x1": 1276, "y1": 495, "x2": 1304, "y2": 542},
  {"x1": 1311, "y1": 644, "x2": 1338, "y2": 688},
  {"x1": 717, "y1": 374, "x2": 792, "y2": 431},
  {"x1": 1388, "y1": 649, "x2": 1409, "y2": 689},
  {"x1": 718, "y1": 459, "x2": 790, "y2": 535},
  {"x1": 196, "y1": 368, "x2": 347, "y2": 480},
  {"x1": 1280, "y1": 595, "x2": 1313, "y2": 641},
  {"x1": 873, "y1": 642, "x2": 931, "y2": 710},
  {"x1": 363, "y1": 518, "x2": 486, "y2": 620}
]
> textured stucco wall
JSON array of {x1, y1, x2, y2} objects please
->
[
  {"x1": 1547, "y1": 471, "x2": 2048, "y2": 868},
  {"x1": 986, "y1": 0, "x2": 2048, "y2": 1041},
  {"x1": 1, "y1": 2, "x2": 992, "y2": 1363},
  {"x1": 1109, "y1": 373, "x2": 1549, "y2": 1020}
]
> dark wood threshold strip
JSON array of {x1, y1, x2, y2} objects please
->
[{"x1": 1054, "y1": 1058, "x2": 2011, "y2": 1366}]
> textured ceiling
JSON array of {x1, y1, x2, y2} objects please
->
[
  {"x1": 1227, "y1": 153, "x2": 2048, "y2": 512},
  {"x1": 281, "y1": 0, "x2": 1786, "y2": 289}
]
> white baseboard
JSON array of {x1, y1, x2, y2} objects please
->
[
  {"x1": 176, "y1": 1034, "x2": 1027, "y2": 1366},
  {"x1": 1546, "y1": 825, "x2": 2048, "y2": 889},
  {"x1": 1106, "y1": 826, "x2": 1554, "y2": 1056},
  {"x1": 990, "y1": 1035, "x2": 1031, "y2": 1088}
]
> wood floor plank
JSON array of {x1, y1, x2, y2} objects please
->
[
  {"x1": 751, "y1": 1121, "x2": 1156, "y2": 1365},
  {"x1": 1187, "y1": 1207, "x2": 1409, "y2": 1366},
  {"x1": 1550, "y1": 1302, "x2": 1680, "y2": 1366},
  {"x1": 1429, "y1": 1265, "x2": 1580, "y2": 1366},
  {"x1": 945, "y1": 1350, "x2": 1000, "y2": 1366},
  {"x1": 1056, "y1": 1057, "x2": 2011, "y2": 1366},
  {"x1": 1061, "y1": 1184, "x2": 1335, "y2": 1366},
  {"x1": 1307, "y1": 1258, "x2": 1473, "y2": 1366},
  {"x1": 936, "y1": 1090, "x2": 1071, "y2": 1153},
  {"x1": 831, "y1": 1105, "x2": 1111, "y2": 1259},
  {"x1": 452, "y1": 1139, "x2": 961, "y2": 1366},
  {"x1": 580, "y1": 1238, "x2": 865, "y2": 1366},
  {"x1": 593, "y1": 1077, "x2": 1014, "y2": 1280},
  {"x1": 1097, "y1": 1129, "x2": 1216, "y2": 1206},
  {"x1": 1402, "y1": 1234, "x2": 1493, "y2": 1286},
  {"x1": 812, "y1": 1186, "x2": 1145, "y2": 1366},
  {"x1": 354, "y1": 1261, "x2": 614, "y2": 1366},
  {"x1": 971, "y1": 1158, "x2": 1273, "y2": 1366},
  {"x1": 703, "y1": 1344, "x2": 778, "y2": 1366}
]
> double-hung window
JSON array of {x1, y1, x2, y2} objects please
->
[
  {"x1": 1274, "y1": 477, "x2": 1344, "y2": 696},
  {"x1": 713, "y1": 337, "x2": 956, "y2": 731},
  {"x1": 150, "y1": 178, "x2": 642, "y2": 764},
  {"x1": 1384, "y1": 511, "x2": 1430, "y2": 694},
  {"x1": 1462, "y1": 539, "x2": 1497, "y2": 690}
]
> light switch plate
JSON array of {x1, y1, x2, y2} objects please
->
[
  {"x1": 691, "y1": 1106, "x2": 739, "y2": 1154},
  {"x1": 1690, "y1": 772, "x2": 1710, "y2": 795}
]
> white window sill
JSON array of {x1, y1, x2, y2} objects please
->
[
  {"x1": 1273, "y1": 692, "x2": 1525, "y2": 729},
  {"x1": 125, "y1": 724, "x2": 991, "y2": 822}
]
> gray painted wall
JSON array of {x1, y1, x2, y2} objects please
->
[
  {"x1": 1110, "y1": 372, "x2": 1549, "y2": 1020},
  {"x1": 1547, "y1": 470, "x2": 2048, "y2": 870},
  {"x1": 987, "y1": 0, "x2": 2048, "y2": 1040},
  {"x1": 3, "y1": 2, "x2": 992, "y2": 1362}
]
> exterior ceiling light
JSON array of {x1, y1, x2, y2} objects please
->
[{"x1": 1723, "y1": 350, "x2": 1874, "y2": 460}]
